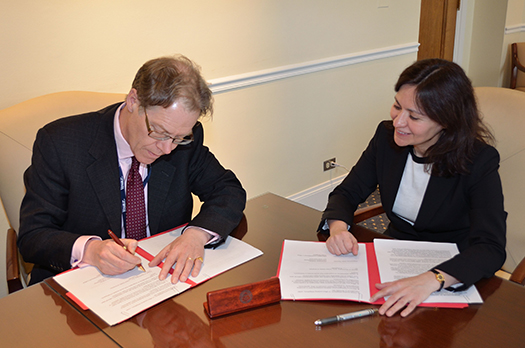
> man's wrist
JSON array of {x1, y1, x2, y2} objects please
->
[
  {"x1": 71, "y1": 235, "x2": 102, "y2": 267},
  {"x1": 184, "y1": 226, "x2": 213, "y2": 244}
]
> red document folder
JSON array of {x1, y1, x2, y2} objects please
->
[
  {"x1": 277, "y1": 241, "x2": 467, "y2": 309},
  {"x1": 56, "y1": 224, "x2": 263, "y2": 326},
  {"x1": 365, "y1": 243, "x2": 466, "y2": 309},
  {"x1": 63, "y1": 224, "x2": 195, "y2": 311}
]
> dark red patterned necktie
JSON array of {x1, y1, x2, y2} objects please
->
[{"x1": 126, "y1": 157, "x2": 146, "y2": 240}]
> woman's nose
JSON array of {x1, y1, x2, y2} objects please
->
[{"x1": 393, "y1": 111, "x2": 407, "y2": 128}]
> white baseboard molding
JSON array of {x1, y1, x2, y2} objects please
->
[
  {"x1": 286, "y1": 174, "x2": 346, "y2": 211},
  {"x1": 209, "y1": 42, "x2": 419, "y2": 94}
]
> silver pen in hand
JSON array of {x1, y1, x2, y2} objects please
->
[{"x1": 314, "y1": 308, "x2": 378, "y2": 326}]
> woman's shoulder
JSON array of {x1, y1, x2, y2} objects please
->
[
  {"x1": 472, "y1": 141, "x2": 500, "y2": 162},
  {"x1": 468, "y1": 141, "x2": 500, "y2": 175},
  {"x1": 374, "y1": 120, "x2": 404, "y2": 151},
  {"x1": 371, "y1": 120, "x2": 394, "y2": 140},
  {"x1": 378, "y1": 120, "x2": 393, "y2": 131}
]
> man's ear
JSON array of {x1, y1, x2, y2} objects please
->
[{"x1": 125, "y1": 88, "x2": 140, "y2": 113}]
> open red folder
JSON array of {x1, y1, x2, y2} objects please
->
[
  {"x1": 65, "y1": 226, "x2": 200, "y2": 311},
  {"x1": 54, "y1": 225, "x2": 263, "y2": 326},
  {"x1": 277, "y1": 240, "x2": 471, "y2": 309},
  {"x1": 63, "y1": 224, "x2": 193, "y2": 310},
  {"x1": 364, "y1": 243, "x2": 467, "y2": 309}
]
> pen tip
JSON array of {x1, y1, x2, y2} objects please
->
[
  {"x1": 139, "y1": 265, "x2": 146, "y2": 272},
  {"x1": 314, "y1": 320, "x2": 321, "y2": 325}
]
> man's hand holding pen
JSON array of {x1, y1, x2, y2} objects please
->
[
  {"x1": 83, "y1": 237, "x2": 142, "y2": 275},
  {"x1": 83, "y1": 228, "x2": 208, "y2": 283}
]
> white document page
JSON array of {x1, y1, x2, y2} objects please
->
[
  {"x1": 138, "y1": 227, "x2": 264, "y2": 284},
  {"x1": 278, "y1": 239, "x2": 370, "y2": 302},
  {"x1": 54, "y1": 227, "x2": 263, "y2": 326},
  {"x1": 54, "y1": 255, "x2": 189, "y2": 326},
  {"x1": 373, "y1": 239, "x2": 483, "y2": 304}
]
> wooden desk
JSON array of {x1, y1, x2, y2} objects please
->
[
  {"x1": 0, "y1": 282, "x2": 118, "y2": 347},
  {"x1": 47, "y1": 193, "x2": 525, "y2": 347}
]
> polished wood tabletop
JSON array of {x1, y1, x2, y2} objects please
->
[
  {"x1": 40, "y1": 193, "x2": 525, "y2": 347},
  {"x1": 0, "y1": 282, "x2": 118, "y2": 347}
]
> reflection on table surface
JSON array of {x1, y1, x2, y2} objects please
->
[
  {"x1": 0, "y1": 282, "x2": 117, "y2": 347},
  {"x1": 35, "y1": 193, "x2": 525, "y2": 347},
  {"x1": 130, "y1": 300, "x2": 218, "y2": 348}
]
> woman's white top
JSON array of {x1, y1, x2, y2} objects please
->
[{"x1": 392, "y1": 151, "x2": 431, "y2": 225}]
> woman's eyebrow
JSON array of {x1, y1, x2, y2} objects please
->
[{"x1": 394, "y1": 97, "x2": 426, "y2": 116}]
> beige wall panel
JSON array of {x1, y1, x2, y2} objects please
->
[
  {"x1": 506, "y1": 0, "x2": 525, "y2": 25},
  {"x1": 467, "y1": 0, "x2": 508, "y2": 87},
  {"x1": 0, "y1": 0, "x2": 420, "y2": 110},
  {"x1": 0, "y1": 0, "x2": 421, "y2": 202},
  {"x1": 202, "y1": 54, "x2": 415, "y2": 199},
  {"x1": 501, "y1": 0, "x2": 525, "y2": 87}
]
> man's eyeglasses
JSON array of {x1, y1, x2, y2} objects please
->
[{"x1": 144, "y1": 109, "x2": 194, "y2": 145}]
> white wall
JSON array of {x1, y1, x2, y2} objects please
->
[
  {"x1": 463, "y1": 0, "x2": 509, "y2": 87},
  {"x1": 0, "y1": 1, "x2": 419, "y2": 110},
  {"x1": 0, "y1": 0, "x2": 420, "y2": 203},
  {"x1": 454, "y1": 0, "x2": 525, "y2": 88}
]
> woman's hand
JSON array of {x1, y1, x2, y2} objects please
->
[
  {"x1": 370, "y1": 270, "x2": 458, "y2": 317},
  {"x1": 325, "y1": 219, "x2": 359, "y2": 256}
]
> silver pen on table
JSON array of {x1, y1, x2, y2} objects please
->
[{"x1": 314, "y1": 308, "x2": 378, "y2": 326}]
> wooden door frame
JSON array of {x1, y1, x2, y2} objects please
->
[{"x1": 418, "y1": 0, "x2": 460, "y2": 61}]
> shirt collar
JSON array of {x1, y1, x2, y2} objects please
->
[{"x1": 114, "y1": 103, "x2": 134, "y2": 160}]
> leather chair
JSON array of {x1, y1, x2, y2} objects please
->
[
  {"x1": 475, "y1": 87, "x2": 525, "y2": 275},
  {"x1": 0, "y1": 91, "x2": 125, "y2": 293},
  {"x1": 353, "y1": 204, "x2": 385, "y2": 224},
  {"x1": 6, "y1": 228, "x2": 23, "y2": 293},
  {"x1": 509, "y1": 257, "x2": 525, "y2": 285},
  {"x1": 510, "y1": 42, "x2": 525, "y2": 92}
]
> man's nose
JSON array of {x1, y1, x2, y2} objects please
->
[{"x1": 157, "y1": 140, "x2": 176, "y2": 155}]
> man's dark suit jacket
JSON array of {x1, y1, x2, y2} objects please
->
[
  {"x1": 18, "y1": 103, "x2": 246, "y2": 284},
  {"x1": 321, "y1": 121, "x2": 506, "y2": 288}
]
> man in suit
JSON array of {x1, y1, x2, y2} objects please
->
[{"x1": 18, "y1": 55, "x2": 246, "y2": 285}]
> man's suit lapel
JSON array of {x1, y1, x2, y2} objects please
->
[
  {"x1": 147, "y1": 159, "x2": 176, "y2": 234},
  {"x1": 86, "y1": 112, "x2": 122, "y2": 235}
]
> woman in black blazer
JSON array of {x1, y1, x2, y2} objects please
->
[{"x1": 320, "y1": 59, "x2": 506, "y2": 317}]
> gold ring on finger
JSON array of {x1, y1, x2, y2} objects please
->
[{"x1": 195, "y1": 257, "x2": 204, "y2": 263}]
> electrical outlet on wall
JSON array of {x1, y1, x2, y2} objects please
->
[{"x1": 323, "y1": 158, "x2": 336, "y2": 171}]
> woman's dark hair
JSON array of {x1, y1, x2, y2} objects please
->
[{"x1": 395, "y1": 58, "x2": 494, "y2": 177}]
